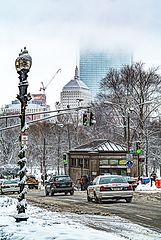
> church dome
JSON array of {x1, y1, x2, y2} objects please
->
[{"x1": 63, "y1": 66, "x2": 89, "y2": 91}]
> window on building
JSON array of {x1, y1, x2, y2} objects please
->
[
  {"x1": 71, "y1": 158, "x2": 76, "y2": 167},
  {"x1": 77, "y1": 159, "x2": 83, "y2": 167},
  {"x1": 84, "y1": 159, "x2": 89, "y2": 168}
]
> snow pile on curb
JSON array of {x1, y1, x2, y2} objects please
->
[
  {"x1": 0, "y1": 196, "x2": 161, "y2": 240},
  {"x1": 135, "y1": 181, "x2": 161, "y2": 192}
]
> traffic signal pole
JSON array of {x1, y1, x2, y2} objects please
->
[
  {"x1": 127, "y1": 112, "x2": 130, "y2": 153},
  {"x1": 137, "y1": 155, "x2": 140, "y2": 177},
  {"x1": 136, "y1": 141, "x2": 142, "y2": 177}
]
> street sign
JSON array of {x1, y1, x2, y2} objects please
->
[
  {"x1": 127, "y1": 168, "x2": 131, "y2": 173},
  {"x1": 130, "y1": 150, "x2": 135, "y2": 154},
  {"x1": 126, "y1": 153, "x2": 133, "y2": 161},
  {"x1": 126, "y1": 160, "x2": 133, "y2": 168},
  {"x1": 21, "y1": 132, "x2": 28, "y2": 146}
]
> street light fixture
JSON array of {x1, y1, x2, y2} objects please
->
[{"x1": 15, "y1": 47, "x2": 32, "y2": 222}]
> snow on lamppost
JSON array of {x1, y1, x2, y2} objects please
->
[{"x1": 14, "y1": 47, "x2": 32, "y2": 222}]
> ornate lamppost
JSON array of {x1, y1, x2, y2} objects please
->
[{"x1": 15, "y1": 47, "x2": 32, "y2": 222}]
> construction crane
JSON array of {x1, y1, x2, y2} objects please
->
[{"x1": 39, "y1": 68, "x2": 61, "y2": 94}]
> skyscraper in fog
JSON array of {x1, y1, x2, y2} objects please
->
[{"x1": 79, "y1": 49, "x2": 132, "y2": 99}]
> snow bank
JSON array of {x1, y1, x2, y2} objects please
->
[
  {"x1": 0, "y1": 196, "x2": 161, "y2": 240},
  {"x1": 135, "y1": 181, "x2": 161, "y2": 192},
  {"x1": 0, "y1": 196, "x2": 123, "y2": 240}
]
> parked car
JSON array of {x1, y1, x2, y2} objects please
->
[
  {"x1": 0, "y1": 179, "x2": 4, "y2": 187},
  {"x1": 0, "y1": 179, "x2": 4, "y2": 192},
  {"x1": 45, "y1": 175, "x2": 74, "y2": 196},
  {"x1": 87, "y1": 175, "x2": 133, "y2": 203},
  {"x1": 1, "y1": 178, "x2": 20, "y2": 194},
  {"x1": 123, "y1": 176, "x2": 138, "y2": 191}
]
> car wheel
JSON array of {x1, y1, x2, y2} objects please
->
[
  {"x1": 96, "y1": 197, "x2": 102, "y2": 204},
  {"x1": 94, "y1": 193, "x2": 102, "y2": 204},
  {"x1": 70, "y1": 191, "x2": 74, "y2": 195},
  {"x1": 45, "y1": 191, "x2": 49, "y2": 196},
  {"x1": 87, "y1": 195, "x2": 91, "y2": 202},
  {"x1": 125, "y1": 197, "x2": 132, "y2": 203}
]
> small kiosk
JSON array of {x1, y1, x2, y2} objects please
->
[{"x1": 68, "y1": 139, "x2": 137, "y2": 184}]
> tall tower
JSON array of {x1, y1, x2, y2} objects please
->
[{"x1": 80, "y1": 49, "x2": 133, "y2": 99}]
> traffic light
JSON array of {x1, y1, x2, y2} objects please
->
[
  {"x1": 89, "y1": 112, "x2": 96, "y2": 126},
  {"x1": 63, "y1": 154, "x2": 68, "y2": 165},
  {"x1": 83, "y1": 113, "x2": 88, "y2": 126},
  {"x1": 136, "y1": 141, "x2": 142, "y2": 155}
]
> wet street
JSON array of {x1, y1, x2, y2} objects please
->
[{"x1": 26, "y1": 189, "x2": 161, "y2": 233}]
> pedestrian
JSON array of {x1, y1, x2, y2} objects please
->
[
  {"x1": 150, "y1": 171, "x2": 157, "y2": 187},
  {"x1": 79, "y1": 176, "x2": 84, "y2": 191},
  {"x1": 83, "y1": 175, "x2": 89, "y2": 190}
]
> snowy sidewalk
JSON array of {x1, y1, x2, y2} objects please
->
[{"x1": 0, "y1": 196, "x2": 161, "y2": 240}]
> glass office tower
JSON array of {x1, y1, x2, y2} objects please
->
[{"x1": 79, "y1": 49, "x2": 132, "y2": 99}]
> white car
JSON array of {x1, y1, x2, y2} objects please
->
[
  {"x1": 1, "y1": 179, "x2": 20, "y2": 194},
  {"x1": 87, "y1": 175, "x2": 133, "y2": 203}
]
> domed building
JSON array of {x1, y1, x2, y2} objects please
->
[{"x1": 60, "y1": 66, "x2": 92, "y2": 109}]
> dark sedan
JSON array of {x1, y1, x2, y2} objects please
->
[{"x1": 45, "y1": 175, "x2": 74, "y2": 196}]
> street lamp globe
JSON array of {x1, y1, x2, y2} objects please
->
[{"x1": 15, "y1": 47, "x2": 32, "y2": 73}]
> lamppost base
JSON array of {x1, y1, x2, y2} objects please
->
[{"x1": 14, "y1": 213, "x2": 29, "y2": 222}]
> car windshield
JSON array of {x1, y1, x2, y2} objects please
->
[
  {"x1": 55, "y1": 176, "x2": 71, "y2": 182},
  {"x1": 99, "y1": 176, "x2": 127, "y2": 184},
  {"x1": 3, "y1": 179, "x2": 19, "y2": 184}
]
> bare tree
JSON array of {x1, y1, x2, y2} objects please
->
[{"x1": 97, "y1": 62, "x2": 161, "y2": 174}]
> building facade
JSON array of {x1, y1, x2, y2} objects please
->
[
  {"x1": 1, "y1": 94, "x2": 50, "y2": 120},
  {"x1": 80, "y1": 49, "x2": 132, "y2": 99},
  {"x1": 68, "y1": 139, "x2": 138, "y2": 184},
  {"x1": 59, "y1": 66, "x2": 92, "y2": 110}
]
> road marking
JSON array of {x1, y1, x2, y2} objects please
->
[{"x1": 136, "y1": 214, "x2": 153, "y2": 221}]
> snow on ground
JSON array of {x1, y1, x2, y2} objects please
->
[
  {"x1": 0, "y1": 196, "x2": 161, "y2": 240},
  {"x1": 135, "y1": 181, "x2": 161, "y2": 192}
]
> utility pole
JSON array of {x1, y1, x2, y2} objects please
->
[
  {"x1": 57, "y1": 123, "x2": 63, "y2": 175},
  {"x1": 42, "y1": 138, "x2": 46, "y2": 185},
  {"x1": 145, "y1": 130, "x2": 148, "y2": 176},
  {"x1": 67, "y1": 123, "x2": 71, "y2": 150},
  {"x1": 57, "y1": 129, "x2": 60, "y2": 175},
  {"x1": 127, "y1": 111, "x2": 130, "y2": 153},
  {"x1": 76, "y1": 98, "x2": 83, "y2": 145}
]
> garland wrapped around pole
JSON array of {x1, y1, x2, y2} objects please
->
[{"x1": 14, "y1": 47, "x2": 32, "y2": 222}]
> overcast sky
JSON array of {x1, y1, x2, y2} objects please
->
[{"x1": 0, "y1": 0, "x2": 161, "y2": 110}]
